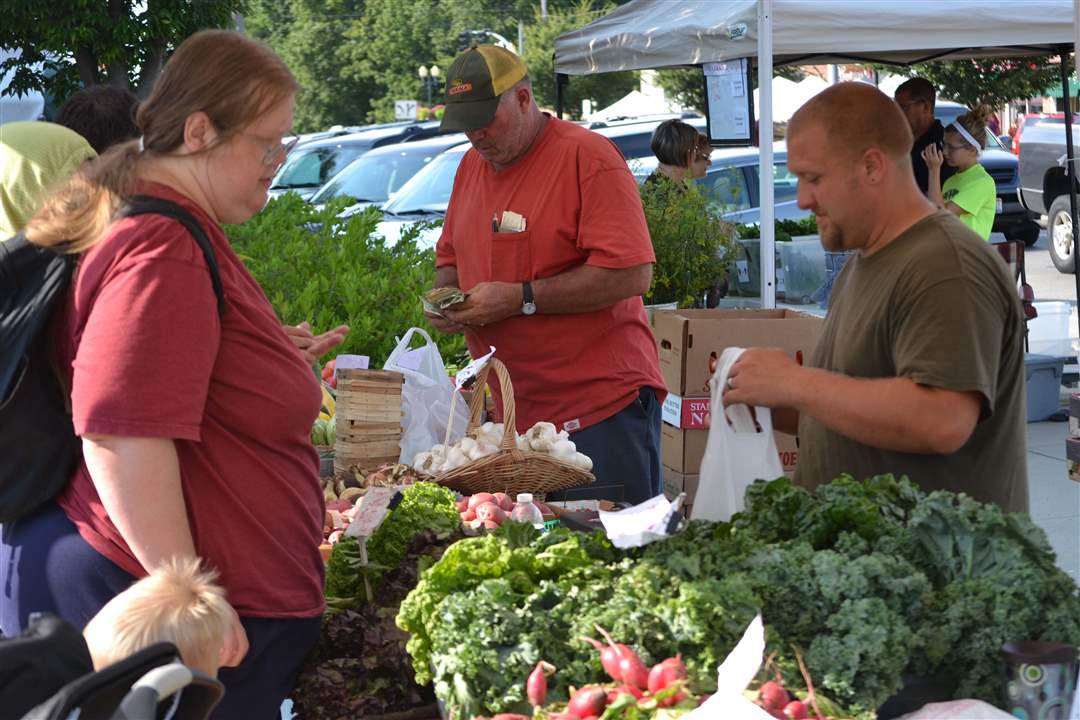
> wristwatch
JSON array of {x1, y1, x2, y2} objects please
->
[{"x1": 521, "y1": 282, "x2": 536, "y2": 316}]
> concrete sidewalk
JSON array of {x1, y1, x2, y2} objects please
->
[{"x1": 1027, "y1": 420, "x2": 1080, "y2": 583}]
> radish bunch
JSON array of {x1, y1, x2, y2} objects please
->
[
  {"x1": 754, "y1": 679, "x2": 831, "y2": 720},
  {"x1": 495, "y1": 626, "x2": 697, "y2": 719}
]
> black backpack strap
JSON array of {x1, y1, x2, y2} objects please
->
[{"x1": 119, "y1": 196, "x2": 226, "y2": 317}]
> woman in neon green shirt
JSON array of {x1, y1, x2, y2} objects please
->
[{"x1": 922, "y1": 105, "x2": 996, "y2": 240}]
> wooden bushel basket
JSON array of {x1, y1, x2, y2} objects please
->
[
  {"x1": 333, "y1": 369, "x2": 403, "y2": 475},
  {"x1": 435, "y1": 358, "x2": 594, "y2": 498}
]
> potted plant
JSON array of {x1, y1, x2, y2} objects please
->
[{"x1": 639, "y1": 177, "x2": 736, "y2": 310}]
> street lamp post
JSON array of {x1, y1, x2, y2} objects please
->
[{"x1": 418, "y1": 64, "x2": 441, "y2": 110}]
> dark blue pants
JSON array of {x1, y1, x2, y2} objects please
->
[
  {"x1": 550, "y1": 386, "x2": 663, "y2": 505},
  {"x1": 1, "y1": 502, "x2": 320, "y2": 719}
]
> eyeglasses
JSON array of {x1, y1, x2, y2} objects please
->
[
  {"x1": 694, "y1": 149, "x2": 712, "y2": 162},
  {"x1": 943, "y1": 141, "x2": 974, "y2": 153},
  {"x1": 243, "y1": 132, "x2": 299, "y2": 166}
]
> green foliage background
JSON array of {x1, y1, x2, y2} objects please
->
[
  {"x1": 244, "y1": 0, "x2": 638, "y2": 131},
  {"x1": 224, "y1": 193, "x2": 466, "y2": 367},
  {"x1": 879, "y1": 56, "x2": 1061, "y2": 109}
]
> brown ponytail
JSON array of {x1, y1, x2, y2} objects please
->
[
  {"x1": 27, "y1": 30, "x2": 297, "y2": 253},
  {"x1": 951, "y1": 104, "x2": 993, "y2": 150}
]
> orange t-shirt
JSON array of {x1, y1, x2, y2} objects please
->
[{"x1": 436, "y1": 117, "x2": 665, "y2": 432}]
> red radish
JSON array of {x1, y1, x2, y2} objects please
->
[
  {"x1": 461, "y1": 508, "x2": 477, "y2": 522},
  {"x1": 482, "y1": 519, "x2": 499, "y2": 529},
  {"x1": 648, "y1": 655, "x2": 688, "y2": 694},
  {"x1": 526, "y1": 661, "x2": 556, "y2": 706},
  {"x1": 475, "y1": 502, "x2": 507, "y2": 523},
  {"x1": 606, "y1": 684, "x2": 644, "y2": 703},
  {"x1": 783, "y1": 700, "x2": 808, "y2": 720},
  {"x1": 455, "y1": 498, "x2": 468, "y2": 513},
  {"x1": 595, "y1": 624, "x2": 649, "y2": 689},
  {"x1": 493, "y1": 492, "x2": 514, "y2": 511},
  {"x1": 467, "y1": 492, "x2": 496, "y2": 510},
  {"x1": 759, "y1": 681, "x2": 790, "y2": 711},
  {"x1": 567, "y1": 685, "x2": 607, "y2": 717},
  {"x1": 467, "y1": 518, "x2": 484, "y2": 531},
  {"x1": 578, "y1": 636, "x2": 621, "y2": 682},
  {"x1": 327, "y1": 530, "x2": 343, "y2": 544}
]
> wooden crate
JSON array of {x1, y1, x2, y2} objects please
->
[{"x1": 334, "y1": 369, "x2": 403, "y2": 474}]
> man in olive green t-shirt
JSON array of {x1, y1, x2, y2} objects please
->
[{"x1": 724, "y1": 83, "x2": 1028, "y2": 513}]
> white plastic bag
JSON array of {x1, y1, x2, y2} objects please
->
[
  {"x1": 692, "y1": 347, "x2": 784, "y2": 522},
  {"x1": 383, "y1": 328, "x2": 469, "y2": 464}
]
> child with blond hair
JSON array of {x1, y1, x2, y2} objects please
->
[{"x1": 82, "y1": 557, "x2": 232, "y2": 676}]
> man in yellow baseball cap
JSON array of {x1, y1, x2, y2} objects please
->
[
  {"x1": 426, "y1": 45, "x2": 667, "y2": 505},
  {"x1": 439, "y1": 44, "x2": 528, "y2": 132}
]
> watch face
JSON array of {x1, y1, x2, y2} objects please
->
[{"x1": 522, "y1": 302, "x2": 537, "y2": 315}]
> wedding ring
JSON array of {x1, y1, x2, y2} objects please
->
[{"x1": 726, "y1": 378, "x2": 734, "y2": 390}]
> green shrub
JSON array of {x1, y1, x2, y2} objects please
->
[
  {"x1": 225, "y1": 193, "x2": 467, "y2": 367},
  {"x1": 639, "y1": 175, "x2": 736, "y2": 307}
]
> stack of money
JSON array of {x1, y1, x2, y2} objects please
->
[{"x1": 421, "y1": 286, "x2": 467, "y2": 318}]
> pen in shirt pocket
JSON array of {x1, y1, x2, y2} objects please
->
[{"x1": 491, "y1": 213, "x2": 499, "y2": 232}]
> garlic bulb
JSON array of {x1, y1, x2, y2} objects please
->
[
  {"x1": 459, "y1": 437, "x2": 478, "y2": 454},
  {"x1": 444, "y1": 447, "x2": 467, "y2": 471},
  {"x1": 527, "y1": 421, "x2": 557, "y2": 452},
  {"x1": 467, "y1": 442, "x2": 499, "y2": 461},
  {"x1": 515, "y1": 434, "x2": 531, "y2": 451},
  {"x1": 572, "y1": 452, "x2": 593, "y2": 471},
  {"x1": 556, "y1": 430, "x2": 570, "y2": 442},
  {"x1": 550, "y1": 439, "x2": 576, "y2": 460},
  {"x1": 430, "y1": 444, "x2": 448, "y2": 461},
  {"x1": 413, "y1": 451, "x2": 437, "y2": 474},
  {"x1": 480, "y1": 421, "x2": 497, "y2": 436}
]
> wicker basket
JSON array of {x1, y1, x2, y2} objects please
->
[{"x1": 435, "y1": 358, "x2": 594, "y2": 497}]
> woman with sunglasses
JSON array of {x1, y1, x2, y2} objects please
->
[
  {"x1": 646, "y1": 119, "x2": 712, "y2": 187},
  {"x1": 922, "y1": 105, "x2": 997, "y2": 240},
  {"x1": 2, "y1": 31, "x2": 333, "y2": 718}
]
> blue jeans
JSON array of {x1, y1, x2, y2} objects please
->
[
  {"x1": 549, "y1": 386, "x2": 663, "y2": 505},
  {"x1": 1, "y1": 502, "x2": 320, "y2": 719}
]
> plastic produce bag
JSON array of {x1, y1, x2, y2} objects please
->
[
  {"x1": 692, "y1": 347, "x2": 783, "y2": 522},
  {"x1": 383, "y1": 328, "x2": 469, "y2": 465}
]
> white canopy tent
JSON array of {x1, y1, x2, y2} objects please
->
[{"x1": 554, "y1": 0, "x2": 1077, "y2": 310}]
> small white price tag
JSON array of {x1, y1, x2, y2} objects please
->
[
  {"x1": 455, "y1": 346, "x2": 496, "y2": 390},
  {"x1": 735, "y1": 260, "x2": 750, "y2": 283},
  {"x1": 776, "y1": 268, "x2": 786, "y2": 293},
  {"x1": 345, "y1": 486, "x2": 399, "y2": 538}
]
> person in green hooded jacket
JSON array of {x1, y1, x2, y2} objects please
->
[{"x1": 1, "y1": 121, "x2": 96, "y2": 238}]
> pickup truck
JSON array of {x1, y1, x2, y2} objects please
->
[{"x1": 1018, "y1": 116, "x2": 1080, "y2": 272}]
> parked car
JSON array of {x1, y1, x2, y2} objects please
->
[
  {"x1": 312, "y1": 133, "x2": 470, "y2": 214},
  {"x1": 1018, "y1": 114, "x2": 1080, "y2": 272},
  {"x1": 371, "y1": 119, "x2": 698, "y2": 248},
  {"x1": 1011, "y1": 112, "x2": 1065, "y2": 156},
  {"x1": 630, "y1": 142, "x2": 808, "y2": 225},
  {"x1": 268, "y1": 121, "x2": 452, "y2": 201},
  {"x1": 934, "y1": 101, "x2": 1041, "y2": 246}
]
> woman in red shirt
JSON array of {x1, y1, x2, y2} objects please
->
[{"x1": 1, "y1": 31, "x2": 326, "y2": 718}]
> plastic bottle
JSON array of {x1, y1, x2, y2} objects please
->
[{"x1": 511, "y1": 493, "x2": 545, "y2": 529}]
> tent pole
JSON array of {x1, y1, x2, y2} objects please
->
[
  {"x1": 1059, "y1": 47, "x2": 1080, "y2": 344},
  {"x1": 555, "y1": 72, "x2": 567, "y2": 119},
  {"x1": 759, "y1": 0, "x2": 776, "y2": 309}
]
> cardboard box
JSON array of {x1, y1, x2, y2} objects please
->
[
  {"x1": 662, "y1": 466, "x2": 700, "y2": 506},
  {"x1": 652, "y1": 309, "x2": 824, "y2": 397},
  {"x1": 661, "y1": 423, "x2": 708, "y2": 474},
  {"x1": 661, "y1": 422, "x2": 801, "y2": 476}
]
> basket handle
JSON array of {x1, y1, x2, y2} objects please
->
[{"x1": 464, "y1": 358, "x2": 517, "y2": 451}]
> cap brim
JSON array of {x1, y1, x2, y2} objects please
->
[{"x1": 440, "y1": 97, "x2": 501, "y2": 132}]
